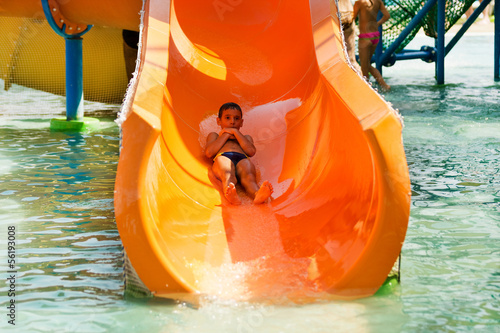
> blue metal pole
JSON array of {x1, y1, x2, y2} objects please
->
[
  {"x1": 435, "y1": 0, "x2": 446, "y2": 84},
  {"x1": 495, "y1": 0, "x2": 500, "y2": 80},
  {"x1": 41, "y1": 0, "x2": 92, "y2": 125},
  {"x1": 380, "y1": 0, "x2": 438, "y2": 66},
  {"x1": 375, "y1": 12, "x2": 383, "y2": 73},
  {"x1": 445, "y1": 0, "x2": 493, "y2": 56},
  {"x1": 395, "y1": 50, "x2": 434, "y2": 61},
  {"x1": 65, "y1": 37, "x2": 84, "y2": 121}
]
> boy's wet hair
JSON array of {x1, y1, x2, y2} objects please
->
[{"x1": 218, "y1": 102, "x2": 242, "y2": 118}]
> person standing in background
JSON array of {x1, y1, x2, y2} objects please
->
[
  {"x1": 338, "y1": 0, "x2": 362, "y2": 73},
  {"x1": 353, "y1": 0, "x2": 391, "y2": 91}
]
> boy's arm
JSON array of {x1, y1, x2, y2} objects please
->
[
  {"x1": 221, "y1": 128, "x2": 257, "y2": 157},
  {"x1": 205, "y1": 132, "x2": 230, "y2": 158}
]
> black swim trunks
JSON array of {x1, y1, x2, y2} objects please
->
[{"x1": 215, "y1": 152, "x2": 248, "y2": 167}]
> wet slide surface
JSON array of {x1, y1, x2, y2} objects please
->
[{"x1": 2, "y1": 0, "x2": 411, "y2": 299}]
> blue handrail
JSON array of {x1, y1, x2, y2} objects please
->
[{"x1": 41, "y1": 0, "x2": 92, "y2": 39}]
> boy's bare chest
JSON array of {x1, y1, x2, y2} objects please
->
[{"x1": 221, "y1": 139, "x2": 244, "y2": 153}]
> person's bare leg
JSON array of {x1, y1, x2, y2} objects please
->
[
  {"x1": 369, "y1": 65, "x2": 391, "y2": 91},
  {"x1": 466, "y1": 6, "x2": 473, "y2": 19},
  {"x1": 358, "y1": 39, "x2": 372, "y2": 79},
  {"x1": 213, "y1": 156, "x2": 241, "y2": 205},
  {"x1": 236, "y1": 159, "x2": 273, "y2": 204},
  {"x1": 345, "y1": 24, "x2": 361, "y2": 73},
  {"x1": 360, "y1": 40, "x2": 390, "y2": 91},
  {"x1": 479, "y1": 3, "x2": 490, "y2": 24},
  {"x1": 236, "y1": 160, "x2": 259, "y2": 195}
]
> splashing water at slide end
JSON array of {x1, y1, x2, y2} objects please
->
[{"x1": 3, "y1": 0, "x2": 410, "y2": 301}]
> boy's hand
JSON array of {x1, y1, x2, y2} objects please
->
[
  {"x1": 221, "y1": 128, "x2": 239, "y2": 135},
  {"x1": 220, "y1": 128, "x2": 239, "y2": 139}
]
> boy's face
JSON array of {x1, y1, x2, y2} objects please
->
[{"x1": 217, "y1": 108, "x2": 243, "y2": 130}]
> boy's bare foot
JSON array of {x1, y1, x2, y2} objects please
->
[
  {"x1": 225, "y1": 183, "x2": 241, "y2": 205},
  {"x1": 254, "y1": 181, "x2": 273, "y2": 204}
]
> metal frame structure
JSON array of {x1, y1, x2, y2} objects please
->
[{"x1": 376, "y1": 0, "x2": 498, "y2": 83}]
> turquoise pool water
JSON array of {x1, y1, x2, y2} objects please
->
[{"x1": 0, "y1": 34, "x2": 499, "y2": 332}]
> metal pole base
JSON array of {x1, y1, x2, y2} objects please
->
[{"x1": 50, "y1": 117, "x2": 100, "y2": 132}]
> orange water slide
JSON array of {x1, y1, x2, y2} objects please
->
[
  {"x1": 3, "y1": 0, "x2": 411, "y2": 299},
  {"x1": 115, "y1": 0, "x2": 410, "y2": 299}
]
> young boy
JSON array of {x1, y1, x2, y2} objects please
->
[
  {"x1": 353, "y1": 0, "x2": 391, "y2": 91},
  {"x1": 205, "y1": 102, "x2": 273, "y2": 205}
]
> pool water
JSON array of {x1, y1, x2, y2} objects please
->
[{"x1": 0, "y1": 34, "x2": 499, "y2": 332}]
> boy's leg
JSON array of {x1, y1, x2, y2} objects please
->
[
  {"x1": 236, "y1": 159, "x2": 273, "y2": 204},
  {"x1": 235, "y1": 159, "x2": 259, "y2": 196},
  {"x1": 213, "y1": 156, "x2": 241, "y2": 205}
]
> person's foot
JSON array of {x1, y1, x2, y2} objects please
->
[
  {"x1": 379, "y1": 83, "x2": 391, "y2": 92},
  {"x1": 225, "y1": 183, "x2": 241, "y2": 205},
  {"x1": 254, "y1": 181, "x2": 273, "y2": 204},
  {"x1": 478, "y1": 17, "x2": 490, "y2": 25},
  {"x1": 375, "y1": 79, "x2": 391, "y2": 92}
]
